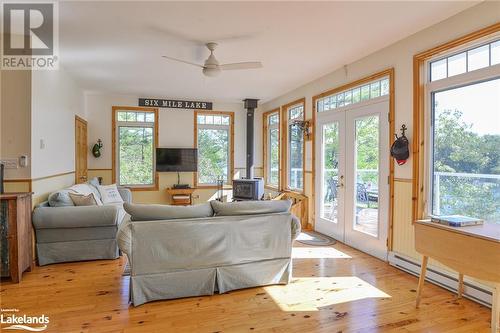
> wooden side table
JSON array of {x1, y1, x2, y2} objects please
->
[
  {"x1": 414, "y1": 220, "x2": 500, "y2": 333},
  {"x1": 165, "y1": 188, "x2": 195, "y2": 206},
  {"x1": 0, "y1": 193, "x2": 34, "y2": 283}
]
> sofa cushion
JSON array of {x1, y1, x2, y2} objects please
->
[
  {"x1": 210, "y1": 200, "x2": 292, "y2": 216},
  {"x1": 124, "y1": 202, "x2": 213, "y2": 221},
  {"x1": 69, "y1": 192, "x2": 99, "y2": 206},
  {"x1": 48, "y1": 190, "x2": 75, "y2": 207},
  {"x1": 87, "y1": 177, "x2": 102, "y2": 199}
]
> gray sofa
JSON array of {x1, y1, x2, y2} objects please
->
[
  {"x1": 33, "y1": 183, "x2": 131, "y2": 266},
  {"x1": 118, "y1": 200, "x2": 301, "y2": 306}
]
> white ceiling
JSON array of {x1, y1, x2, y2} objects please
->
[{"x1": 59, "y1": 1, "x2": 478, "y2": 103}]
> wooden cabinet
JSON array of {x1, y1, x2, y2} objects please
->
[
  {"x1": 165, "y1": 188, "x2": 195, "y2": 205},
  {"x1": 0, "y1": 193, "x2": 33, "y2": 283}
]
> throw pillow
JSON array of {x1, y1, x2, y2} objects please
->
[
  {"x1": 69, "y1": 192, "x2": 98, "y2": 206},
  {"x1": 69, "y1": 183, "x2": 103, "y2": 205},
  {"x1": 123, "y1": 202, "x2": 213, "y2": 221},
  {"x1": 48, "y1": 190, "x2": 75, "y2": 207},
  {"x1": 210, "y1": 199, "x2": 292, "y2": 216},
  {"x1": 98, "y1": 184, "x2": 124, "y2": 204}
]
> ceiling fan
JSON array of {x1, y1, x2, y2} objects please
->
[{"x1": 162, "y1": 42, "x2": 262, "y2": 77}]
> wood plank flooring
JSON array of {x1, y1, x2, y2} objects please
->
[{"x1": 0, "y1": 242, "x2": 492, "y2": 332}]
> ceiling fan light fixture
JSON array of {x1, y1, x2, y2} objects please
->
[{"x1": 203, "y1": 67, "x2": 221, "y2": 77}]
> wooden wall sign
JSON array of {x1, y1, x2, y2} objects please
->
[{"x1": 139, "y1": 98, "x2": 213, "y2": 110}]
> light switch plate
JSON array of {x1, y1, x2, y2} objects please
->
[{"x1": 0, "y1": 158, "x2": 18, "y2": 169}]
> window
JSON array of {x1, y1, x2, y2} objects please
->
[
  {"x1": 112, "y1": 107, "x2": 158, "y2": 189},
  {"x1": 317, "y1": 77, "x2": 389, "y2": 112},
  {"x1": 284, "y1": 101, "x2": 305, "y2": 191},
  {"x1": 419, "y1": 32, "x2": 500, "y2": 222},
  {"x1": 430, "y1": 39, "x2": 500, "y2": 82},
  {"x1": 195, "y1": 111, "x2": 234, "y2": 186},
  {"x1": 413, "y1": 25, "x2": 500, "y2": 222},
  {"x1": 263, "y1": 109, "x2": 280, "y2": 188},
  {"x1": 429, "y1": 77, "x2": 500, "y2": 222}
]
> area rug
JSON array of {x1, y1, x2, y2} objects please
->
[{"x1": 296, "y1": 231, "x2": 336, "y2": 246}]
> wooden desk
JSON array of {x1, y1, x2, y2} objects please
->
[
  {"x1": 414, "y1": 220, "x2": 500, "y2": 332},
  {"x1": 165, "y1": 188, "x2": 195, "y2": 205}
]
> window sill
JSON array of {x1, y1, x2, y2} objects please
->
[{"x1": 127, "y1": 185, "x2": 159, "y2": 191}]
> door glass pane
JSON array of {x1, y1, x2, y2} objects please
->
[
  {"x1": 321, "y1": 122, "x2": 340, "y2": 222},
  {"x1": 354, "y1": 115, "x2": 379, "y2": 237},
  {"x1": 432, "y1": 78, "x2": 500, "y2": 222},
  {"x1": 118, "y1": 126, "x2": 154, "y2": 186}
]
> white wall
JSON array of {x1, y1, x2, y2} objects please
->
[
  {"x1": 1, "y1": 69, "x2": 32, "y2": 179},
  {"x1": 31, "y1": 66, "x2": 85, "y2": 178},
  {"x1": 85, "y1": 92, "x2": 248, "y2": 171},
  {"x1": 258, "y1": 1, "x2": 500, "y2": 180}
]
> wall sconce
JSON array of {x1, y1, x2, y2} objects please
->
[
  {"x1": 92, "y1": 139, "x2": 103, "y2": 158},
  {"x1": 292, "y1": 120, "x2": 313, "y2": 141}
]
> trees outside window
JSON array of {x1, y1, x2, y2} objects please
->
[
  {"x1": 431, "y1": 77, "x2": 500, "y2": 222},
  {"x1": 287, "y1": 104, "x2": 304, "y2": 191},
  {"x1": 195, "y1": 112, "x2": 234, "y2": 186},
  {"x1": 264, "y1": 111, "x2": 280, "y2": 188},
  {"x1": 113, "y1": 108, "x2": 157, "y2": 188}
]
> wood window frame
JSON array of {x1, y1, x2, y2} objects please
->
[
  {"x1": 262, "y1": 108, "x2": 281, "y2": 190},
  {"x1": 112, "y1": 106, "x2": 159, "y2": 191},
  {"x1": 311, "y1": 68, "x2": 395, "y2": 247},
  {"x1": 281, "y1": 98, "x2": 306, "y2": 194},
  {"x1": 412, "y1": 23, "x2": 500, "y2": 223},
  {"x1": 193, "y1": 110, "x2": 235, "y2": 189}
]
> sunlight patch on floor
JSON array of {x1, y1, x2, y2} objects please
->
[
  {"x1": 292, "y1": 247, "x2": 352, "y2": 259},
  {"x1": 264, "y1": 276, "x2": 391, "y2": 311}
]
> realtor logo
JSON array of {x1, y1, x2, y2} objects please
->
[{"x1": 1, "y1": 2, "x2": 59, "y2": 70}]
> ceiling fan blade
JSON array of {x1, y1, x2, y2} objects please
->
[
  {"x1": 161, "y1": 55, "x2": 204, "y2": 68},
  {"x1": 220, "y1": 62, "x2": 263, "y2": 70}
]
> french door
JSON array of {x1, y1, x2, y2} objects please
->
[{"x1": 315, "y1": 99, "x2": 389, "y2": 260}]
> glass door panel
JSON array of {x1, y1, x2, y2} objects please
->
[
  {"x1": 315, "y1": 112, "x2": 345, "y2": 241},
  {"x1": 321, "y1": 122, "x2": 340, "y2": 222},
  {"x1": 353, "y1": 115, "x2": 379, "y2": 237}
]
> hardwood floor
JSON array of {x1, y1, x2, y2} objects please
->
[{"x1": 0, "y1": 242, "x2": 492, "y2": 332}]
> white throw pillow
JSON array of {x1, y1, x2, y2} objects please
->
[
  {"x1": 98, "y1": 184, "x2": 124, "y2": 204},
  {"x1": 69, "y1": 183, "x2": 103, "y2": 205}
]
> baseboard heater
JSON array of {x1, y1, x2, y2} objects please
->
[{"x1": 388, "y1": 251, "x2": 493, "y2": 308}]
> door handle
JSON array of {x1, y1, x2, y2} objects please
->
[{"x1": 336, "y1": 175, "x2": 344, "y2": 188}]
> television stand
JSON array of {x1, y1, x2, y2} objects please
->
[{"x1": 166, "y1": 188, "x2": 195, "y2": 205}]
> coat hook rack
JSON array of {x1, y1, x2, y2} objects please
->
[{"x1": 394, "y1": 124, "x2": 407, "y2": 139}]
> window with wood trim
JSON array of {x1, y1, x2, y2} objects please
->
[
  {"x1": 194, "y1": 111, "x2": 234, "y2": 186},
  {"x1": 112, "y1": 107, "x2": 158, "y2": 189},
  {"x1": 263, "y1": 109, "x2": 280, "y2": 188},
  {"x1": 413, "y1": 24, "x2": 500, "y2": 222},
  {"x1": 283, "y1": 100, "x2": 305, "y2": 192}
]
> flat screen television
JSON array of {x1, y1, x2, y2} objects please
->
[{"x1": 156, "y1": 148, "x2": 198, "y2": 172}]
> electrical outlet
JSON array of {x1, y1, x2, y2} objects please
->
[{"x1": 0, "y1": 159, "x2": 18, "y2": 169}]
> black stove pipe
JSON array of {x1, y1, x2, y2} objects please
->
[{"x1": 243, "y1": 99, "x2": 259, "y2": 179}]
